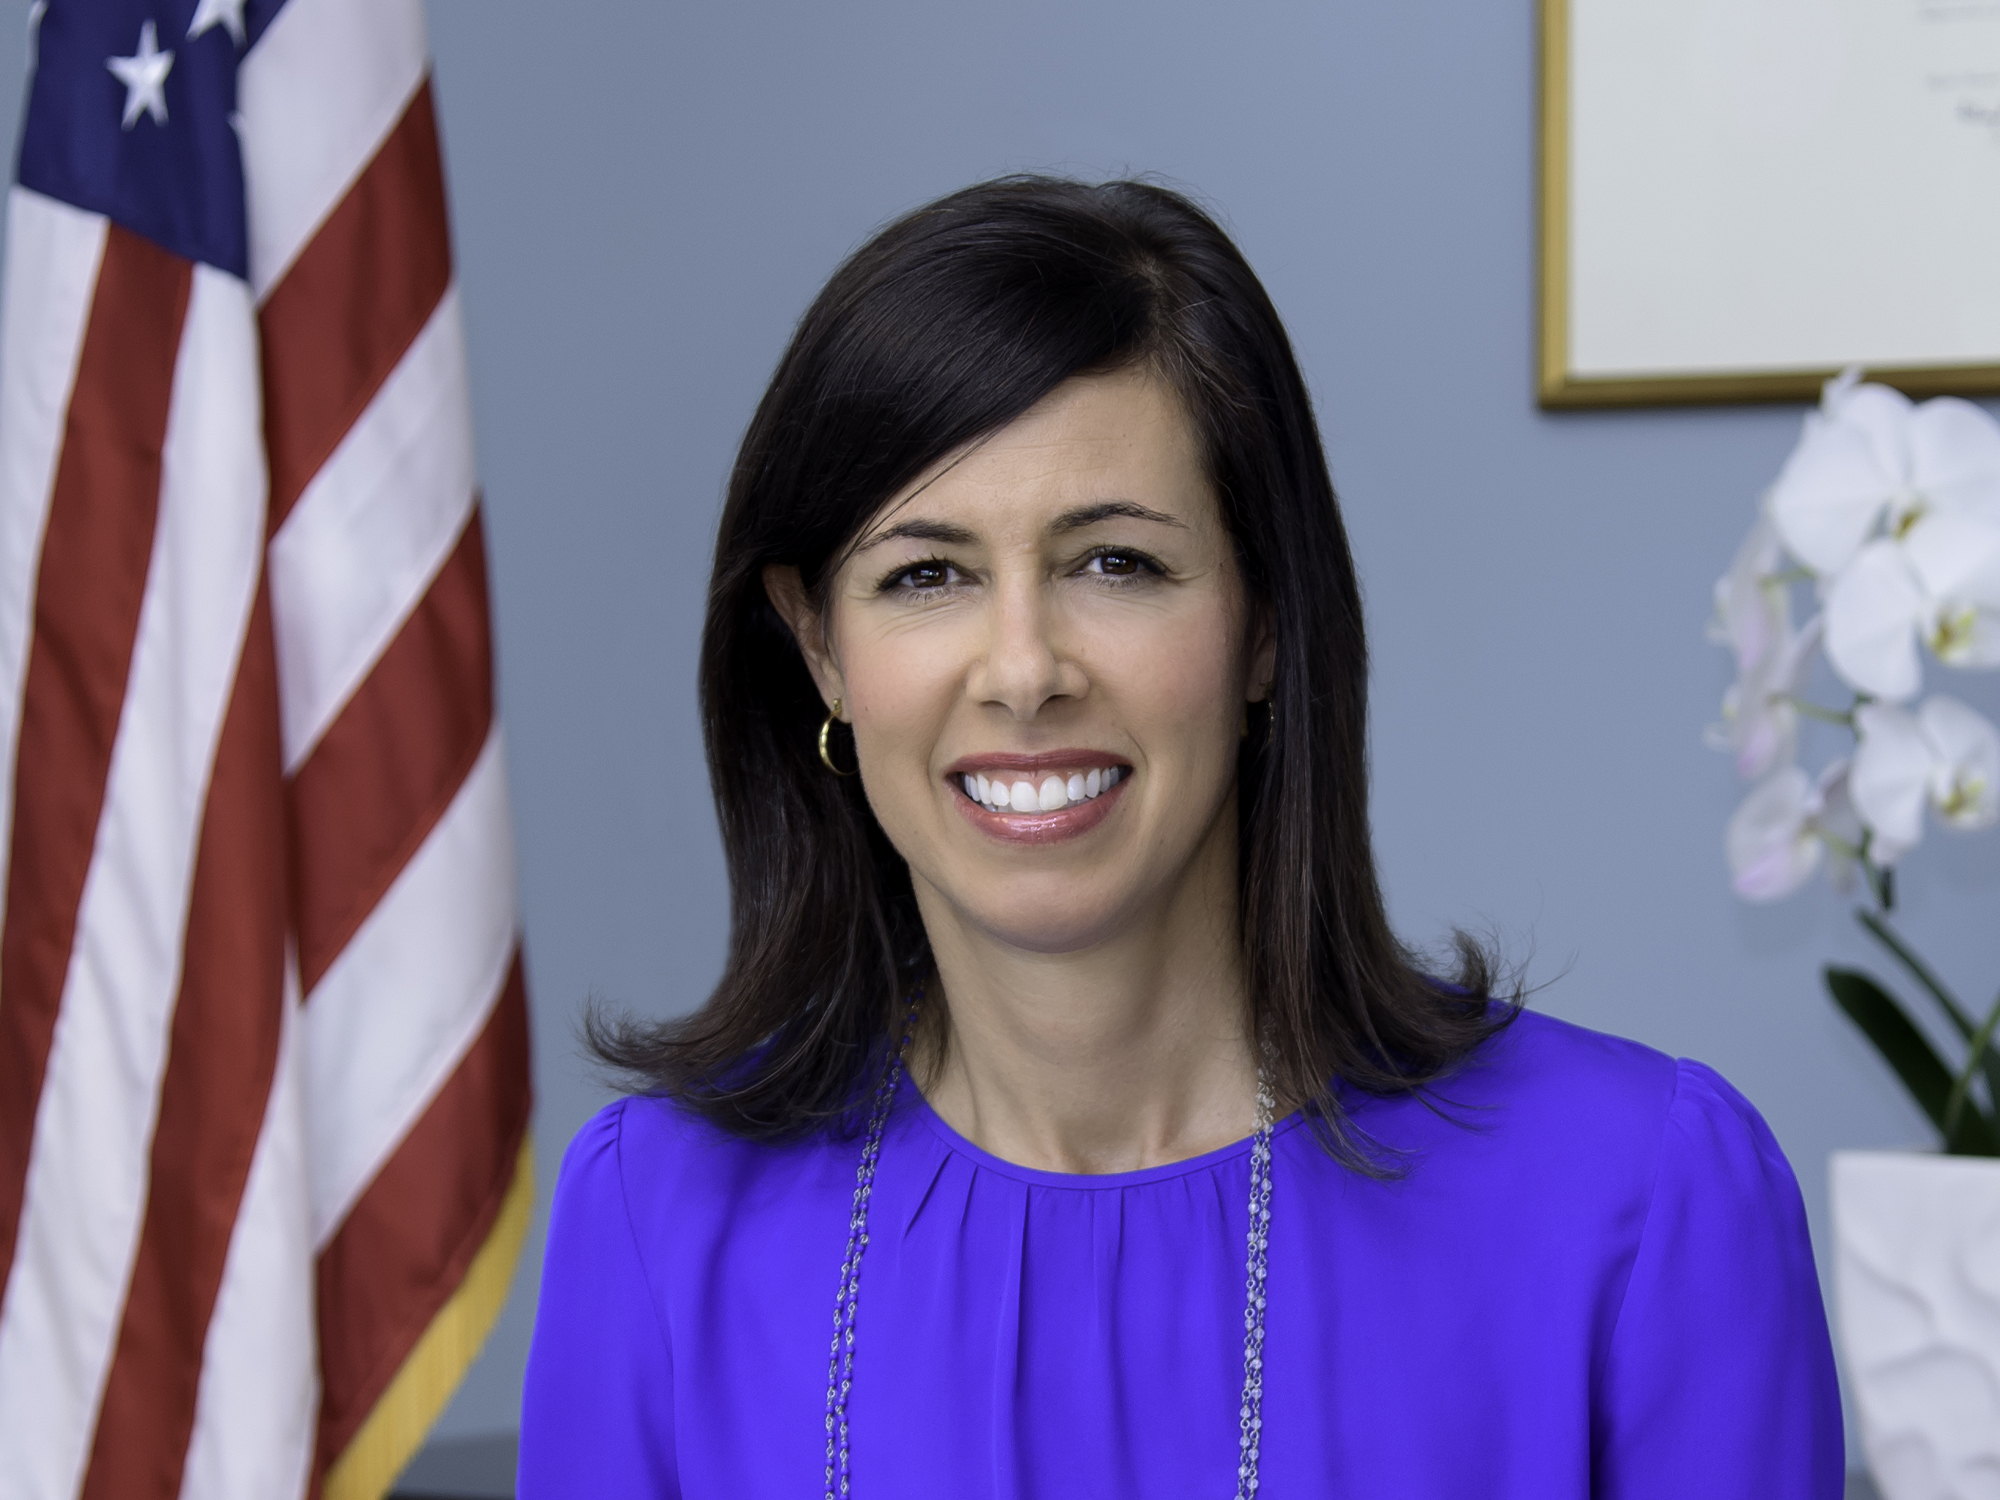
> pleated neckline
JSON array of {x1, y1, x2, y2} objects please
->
[{"x1": 900, "y1": 1073, "x2": 1308, "y2": 1192}]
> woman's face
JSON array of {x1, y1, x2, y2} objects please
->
[{"x1": 772, "y1": 367, "x2": 1273, "y2": 956}]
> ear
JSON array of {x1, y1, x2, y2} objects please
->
[
  {"x1": 1246, "y1": 603, "x2": 1278, "y2": 703},
  {"x1": 763, "y1": 564, "x2": 847, "y2": 712}
]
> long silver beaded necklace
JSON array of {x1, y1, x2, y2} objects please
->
[{"x1": 824, "y1": 998, "x2": 1278, "y2": 1499}]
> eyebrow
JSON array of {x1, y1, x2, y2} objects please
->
[
  {"x1": 855, "y1": 518, "x2": 980, "y2": 552},
  {"x1": 855, "y1": 500, "x2": 1186, "y2": 554},
  {"x1": 1047, "y1": 500, "x2": 1186, "y2": 535}
]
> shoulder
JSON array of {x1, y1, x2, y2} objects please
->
[
  {"x1": 1351, "y1": 1008, "x2": 1795, "y2": 1218},
  {"x1": 1471, "y1": 1005, "x2": 1678, "y2": 1108},
  {"x1": 545, "y1": 1099, "x2": 649, "y2": 1262},
  {"x1": 1455, "y1": 1005, "x2": 1769, "y2": 1150},
  {"x1": 556, "y1": 1092, "x2": 794, "y2": 1203},
  {"x1": 552, "y1": 1091, "x2": 857, "y2": 1258}
]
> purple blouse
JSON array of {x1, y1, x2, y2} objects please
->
[{"x1": 517, "y1": 1010, "x2": 1843, "y2": 1497}]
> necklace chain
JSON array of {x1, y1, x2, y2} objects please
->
[
  {"x1": 1235, "y1": 1061, "x2": 1276, "y2": 1498},
  {"x1": 824, "y1": 999, "x2": 1276, "y2": 1498},
  {"x1": 823, "y1": 1001, "x2": 919, "y2": 1500}
]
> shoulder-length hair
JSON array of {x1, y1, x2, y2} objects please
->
[{"x1": 591, "y1": 176, "x2": 1512, "y2": 1166}]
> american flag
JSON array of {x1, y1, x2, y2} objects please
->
[{"x1": 0, "y1": 1, "x2": 532, "y2": 1497}]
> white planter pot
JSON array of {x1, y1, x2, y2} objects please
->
[{"x1": 1831, "y1": 1150, "x2": 2000, "y2": 1500}]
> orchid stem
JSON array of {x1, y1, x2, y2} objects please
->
[
  {"x1": 1856, "y1": 840, "x2": 1894, "y2": 913},
  {"x1": 1783, "y1": 696, "x2": 1854, "y2": 728},
  {"x1": 1944, "y1": 993, "x2": 2000, "y2": 1142},
  {"x1": 1859, "y1": 909, "x2": 1975, "y2": 1039}
]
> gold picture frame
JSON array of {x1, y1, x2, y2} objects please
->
[{"x1": 1537, "y1": 0, "x2": 2000, "y2": 411}]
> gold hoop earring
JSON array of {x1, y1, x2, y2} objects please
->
[{"x1": 819, "y1": 699, "x2": 857, "y2": 776}]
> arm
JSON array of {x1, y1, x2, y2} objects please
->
[
  {"x1": 518, "y1": 1100, "x2": 679, "y2": 1498},
  {"x1": 1593, "y1": 1060, "x2": 1844, "y2": 1499}
]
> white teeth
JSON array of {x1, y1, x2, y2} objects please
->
[{"x1": 966, "y1": 766, "x2": 1127, "y2": 813}]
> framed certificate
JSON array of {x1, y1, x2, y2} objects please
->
[{"x1": 1540, "y1": 0, "x2": 2000, "y2": 408}]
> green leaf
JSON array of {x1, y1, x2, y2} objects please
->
[
  {"x1": 1826, "y1": 967, "x2": 2000, "y2": 1156},
  {"x1": 1856, "y1": 912, "x2": 2000, "y2": 1118}
]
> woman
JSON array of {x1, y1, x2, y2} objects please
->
[{"x1": 518, "y1": 177, "x2": 1842, "y2": 1497}]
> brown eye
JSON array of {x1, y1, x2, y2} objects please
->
[
  {"x1": 1090, "y1": 551, "x2": 1145, "y2": 577},
  {"x1": 883, "y1": 559, "x2": 957, "y2": 593}
]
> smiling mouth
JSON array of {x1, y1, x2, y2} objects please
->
[{"x1": 954, "y1": 765, "x2": 1126, "y2": 814}]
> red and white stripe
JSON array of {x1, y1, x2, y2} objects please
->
[{"x1": 0, "y1": 0, "x2": 531, "y2": 1494}]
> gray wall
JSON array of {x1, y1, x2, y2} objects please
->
[{"x1": 9, "y1": 0, "x2": 1998, "y2": 1449}]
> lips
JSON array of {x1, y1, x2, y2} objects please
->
[{"x1": 943, "y1": 751, "x2": 1131, "y2": 844}]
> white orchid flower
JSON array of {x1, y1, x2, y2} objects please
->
[
  {"x1": 1766, "y1": 371, "x2": 2000, "y2": 700},
  {"x1": 1712, "y1": 616, "x2": 1822, "y2": 780},
  {"x1": 1850, "y1": 697, "x2": 2000, "y2": 864},
  {"x1": 1769, "y1": 370, "x2": 2000, "y2": 577},
  {"x1": 1822, "y1": 518, "x2": 2000, "y2": 701},
  {"x1": 1707, "y1": 516, "x2": 1822, "y2": 777},
  {"x1": 1707, "y1": 512, "x2": 1786, "y2": 655},
  {"x1": 1727, "y1": 761, "x2": 1855, "y2": 901},
  {"x1": 1923, "y1": 698, "x2": 2000, "y2": 831}
]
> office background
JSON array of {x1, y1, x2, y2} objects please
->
[{"x1": 5, "y1": 0, "x2": 1994, "y2": 1446}]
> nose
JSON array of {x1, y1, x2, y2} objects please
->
[{"x1": 966, "y1": 573, "x2": 1087, "y2": 720}]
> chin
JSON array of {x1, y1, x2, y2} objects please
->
[{"x1": 952, "y1": 883, "x2": 1131, "y2": 955}]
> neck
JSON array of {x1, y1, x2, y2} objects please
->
[{"x1": 911, "y1": 815, "x2": 1260, "y2": 1175}]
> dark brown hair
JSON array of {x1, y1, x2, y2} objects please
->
[{"x1": 590, "y1": 176, "x2": 1513, "y2": 1166}]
